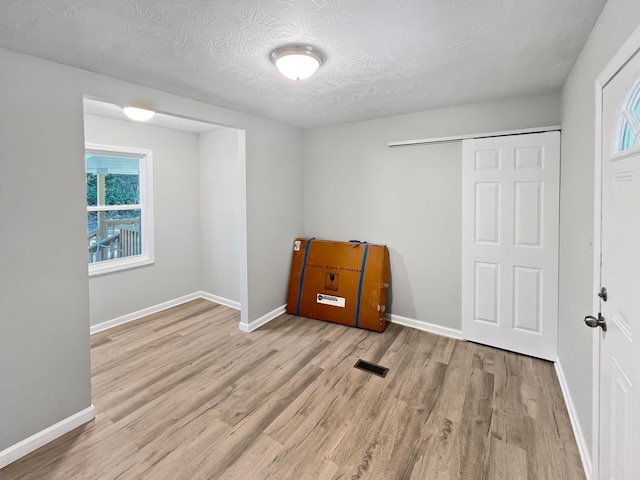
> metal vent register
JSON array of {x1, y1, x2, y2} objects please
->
[{"x1": 354, "y1": 359, "x2": 389, "y2": 378}]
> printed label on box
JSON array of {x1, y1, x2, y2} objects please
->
[
  {"x1": 325, "y1": 272, "x2": 339, "y2": 291},
  {"x1": 294, "y1": 240, "x2": 301, "y2": 251},
  {"x1": 317, "y1": 294, "x2": 345, "y2": 308}
]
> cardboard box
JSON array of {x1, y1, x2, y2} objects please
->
[{"x1": 286, "y1": 238, "x2": 390, "y2": 332}]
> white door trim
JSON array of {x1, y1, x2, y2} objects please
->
[{"x1": 592, "y1": 23, "x2": 640, "y2": 479}]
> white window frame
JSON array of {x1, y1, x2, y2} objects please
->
[{"x1": 86, "y1": 143, "x2": 154, "y2": 276}]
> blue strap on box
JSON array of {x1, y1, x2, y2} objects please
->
[
  {"x1": 296, "y1": 238, "x2": 314, "y2": 315},
  {"x1": 354, "y1": 243, "x2": 370, "y2": 328}
]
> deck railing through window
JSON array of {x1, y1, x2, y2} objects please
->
[{"x1": 88, "y1": 218, "x2": 141, "y2": 263}]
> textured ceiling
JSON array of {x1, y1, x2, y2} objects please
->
[{"x1": 0, "y1": 0, "x2": 607, "y2": 128}]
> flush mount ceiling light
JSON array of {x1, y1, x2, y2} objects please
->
[
  {"x1": 122, "y1": 106, "x2": 156, "y2": 122},
  {"x1": 270, "y1": 44, "x2": 325, "y2": 81}
]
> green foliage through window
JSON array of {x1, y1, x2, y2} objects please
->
[{"x1": 86, "y1": 173, "x2": 140, "y2": 206}]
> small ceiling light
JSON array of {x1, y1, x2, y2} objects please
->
[
  {"x1": 270, "y1": 44, "x2": 325, "y2": 81},
  {"x1": 122, "y1": 106, "x2": 156, "y2": 122}
]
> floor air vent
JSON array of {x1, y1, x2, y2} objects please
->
[{"x1": 354, "y1": 359, "x2": 389, "y2": 378}]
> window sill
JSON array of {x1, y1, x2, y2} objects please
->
[{"x1": 89, "y1": 256, "x2": 154, "y2": 277}]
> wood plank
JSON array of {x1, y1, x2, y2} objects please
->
[
  {"x1": 458, "y1": 368, "x2": 494, "y2": 480},
  {"x1": 406, "y1": 414, "x2": 460, "y2": 480},
  {"x1": 485, "y1": 437, "x2": 528, "y2": 480}
]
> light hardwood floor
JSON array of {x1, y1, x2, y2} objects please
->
[{"x1": 1, "y1": 299, "x2": 585, "y2": 479}]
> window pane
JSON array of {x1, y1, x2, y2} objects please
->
[
  {"x1": 621, "y1": 122, "x2": 634, "y2": 151},
  {"x1": 85, "y1": 155, "x2": 140, "y2": 206},
  {"x1": 633, "y1": 95, "x2": 640, "y2": 118},
  {"x1": 104, "y1": 172, "x2": 140, "y2": 205},
  {"x1": 87, "y1": 209, "x2": 142, "y2": 264}
]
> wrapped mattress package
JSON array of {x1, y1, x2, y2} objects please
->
[{"x1": 286, "y1": 238, "x2": 390, "y2": 332}]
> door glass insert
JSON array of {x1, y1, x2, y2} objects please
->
[{"x1": 616, "y1": 77, "x2": 640, "y2": 152}]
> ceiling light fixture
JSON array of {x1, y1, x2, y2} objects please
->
[
  {"x1": 122, "y1": 106, "x2": 156, "y2": 122},
  {"x1": 270, "y1": 44, "x2": 325, "y2": 81}
]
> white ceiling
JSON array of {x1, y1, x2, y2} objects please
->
[{"x1": 1, "y1": 0, "x2": 607, "y2": 128}]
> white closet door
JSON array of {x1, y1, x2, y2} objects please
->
[{"x1": 461, "y1": 132, "x2": 560, "y2": 360}]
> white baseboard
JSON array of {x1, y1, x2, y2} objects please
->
[
  {"x1": 239, "y1": 304, "x2": 287, "y2": 333},
  {"x1": 89, "y1": 291, "x2": 242, "y2": 335},
  {"x1": 555, "y1": 361, "x2": 592, "y2": 480},
  {"x1": 90, "y1": 292, "x2": 202, "y2": 334},
  {"x1": 199, "y1": 291, "x2": 241, "y2": 310},
  {"x1": 0, "y1": 405, "x2": 95, "y2": 469},
  {"x1": 388, "y1": 313, "x2": 463, "y2": 340}
]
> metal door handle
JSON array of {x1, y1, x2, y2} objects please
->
[{"x1": 584, "y1": 313, "x2": 607, "y2": 332}]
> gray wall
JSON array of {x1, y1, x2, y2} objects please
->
[
  {"x1": 559, "y1": 0, "x2": 640, "y2": 458},
  {"x1": 199, "y1": 128, "x2": 243, "y2": 303},
  {"x1": 244, "y1": 124, "x2": 305, "y2": 325},
  {"x1": 0, "y1": 47, "x2": 304, "y2": 451},
  {"x1": 303, "y1": 92, "x2": 561, "y2": 329},
  {"x1": 0, "y1": 52, "x2": 91, "y2": 450},
  {"x1": 84, "y1": 115, "x2": 202, "y2": 326}
]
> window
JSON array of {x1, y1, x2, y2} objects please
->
[
  {"x1": 615, "y1": 77, "x2": 640, "y2": 152},
  {"x1": 86, "y1": 144, "x2": 154, "y2": 275}
]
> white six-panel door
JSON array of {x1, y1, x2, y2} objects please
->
[
  {"x1": 461, "y1": 132, "x2": 560, "y2": 361},
  {"x1": 599, "y1": 48, "x2": 640, "y2": 480}
]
